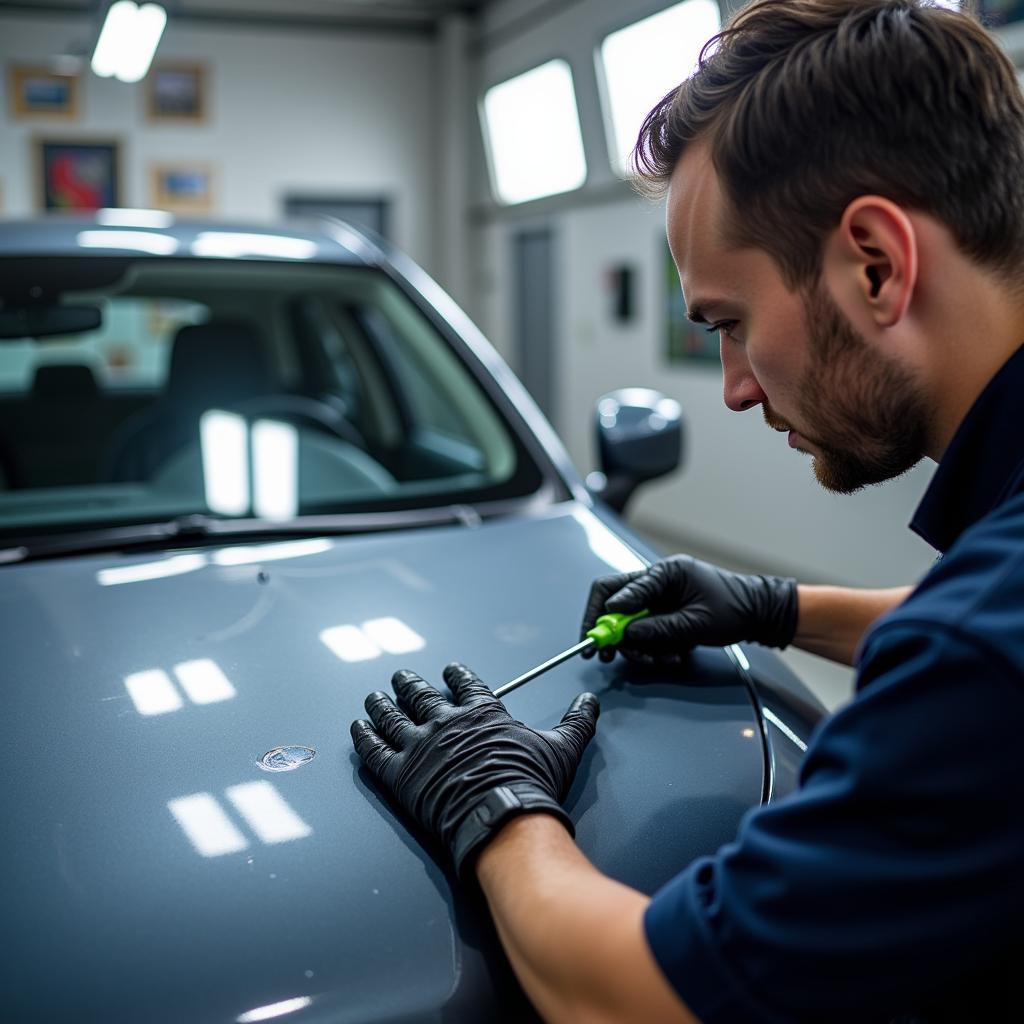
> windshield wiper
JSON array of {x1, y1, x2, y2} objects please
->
[{"x1": 0, "y1": 506, "x2": 487, "y2": 565}]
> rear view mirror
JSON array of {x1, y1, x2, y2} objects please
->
[
  {"x1": 588, "y1": 388, "x2": 684, "y2": 513},
  {"x1": 0, "y1": 304, "x2": 102, "y2": 340}
]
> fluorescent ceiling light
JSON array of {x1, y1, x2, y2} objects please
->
[
  {"x1": 224, "y1": 781, "x2": 313, "y2": 845},
  {"x1": 77, "y1": 230, "x2": 178, "y2": 255},
  {"x1": 598, "y1": 0, "x2": 721, "y2": 176},
  {"x1": 319, "y1": 624, "x2": 382, "y2": 663},
  {"x1": 482, "y1": 59, "x2": 587, "y2": 205},
  {"x1": 125, "y1": 668, "x2": 183, "y2": 716},
  {"x1": 252, "y1": 419, "x2": 298, "y2": 522},
  {"x1": 319, "y1": 618, "x2": 425, "y2": 662},
  {"x1": 212, "y1": 538, "x2": 331, "y2": 566},
  {"x1": 237, "y1": 998, "x2": 313, "y2": 1024},
  {"x1": 168, "y1": 792, "x2": 249, "y2": 857},
  {"x1": 191, "y1": 232, "x2": 318, "y2": 260},
  {"x1": 361, "y1": 617, "x2": 425, "y2": 655},
  {"x1": 92, "y1": 2, "x2": 167, "y2": 84},
  {"x1": 201, "y1": 410, "x2": 250, "y2": 517},
  {"x1": 96, "y1": 208, "x2": 174, "y2": 228},
  {"x1": 97, "y1": 552, "x2": 206, "y2": 586},
  {"x1": 173, "y1": 659, "x2": 236, "y2": 705}
]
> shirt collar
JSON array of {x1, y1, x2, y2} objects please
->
[{"x1": 911, "y1": 343, "x2": 1024, "y2": 553}]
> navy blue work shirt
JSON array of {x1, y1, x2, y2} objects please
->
[{"x1": 644, "y1": 345, "x2": 1024, "y2": 1023}]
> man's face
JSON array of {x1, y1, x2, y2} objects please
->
[{"x1": 666, "y1": 144, "x2": 928, "y2": 493}]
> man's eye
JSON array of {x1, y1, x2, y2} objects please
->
[{"x1": 705, "y1": 320, "x2": 739, "y2": 339}]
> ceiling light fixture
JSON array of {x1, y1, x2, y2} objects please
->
[{"x1": 91, "y1": 1, "x2": 167, "y2": 83}]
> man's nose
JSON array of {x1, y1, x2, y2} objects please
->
[{"x1": 721, "y1": 337, "x2": 767, "y2": 412}]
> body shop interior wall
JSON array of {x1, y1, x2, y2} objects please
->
[
  {"x1": 472, "y1": 0, "x2": 936, "y2": 587},
  {"x1": 0, "y1": 15, "x2": 438, "y2": 271}
]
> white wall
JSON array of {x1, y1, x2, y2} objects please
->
[
  {"x1": 471, "y1": 0, "x2": 938, "y2": 587},
  {"x1": 0, "y1": 14, "x2": 439, "y2": 270}
]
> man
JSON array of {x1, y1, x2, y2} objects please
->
[{"x1": 350, "y1": 0, "x2": 1023, "y2": 1019}]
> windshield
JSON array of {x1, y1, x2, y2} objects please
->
[{"x1": 0, "y1": 257, "x2": 543, "y2": 538}]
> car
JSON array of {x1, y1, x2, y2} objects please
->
[{"x1": 0, "y1": 212, "x2": 824, "y2": 1023}]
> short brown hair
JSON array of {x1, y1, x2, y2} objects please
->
[{"x1": 635, "y1": 0, "x2": 1024, "y2": 286}]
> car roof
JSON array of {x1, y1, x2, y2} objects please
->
[{"x1": 0, "y1": 211, "x2": 380, "y2": 266}]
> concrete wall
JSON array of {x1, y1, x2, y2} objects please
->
[
  {"x1": 470, "y1": 0, "x2": 941, "y2": 587},
  {"x1": 0, "y1": 13, "x2": 439, "y2": 270}
]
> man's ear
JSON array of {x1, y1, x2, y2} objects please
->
[{"x1": 824, "y1": 196, "x2": 917, "y2": 327}]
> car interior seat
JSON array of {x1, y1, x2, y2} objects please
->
[
  {"x1": 33, "y1": 363, "x2": 101, "y2": 402},
  {"x1": 105, "y1": 320, "x2": 276, "y2": 482},
  {"x1": 17, "y1": 364, "x2": 105, "y2": 487}
]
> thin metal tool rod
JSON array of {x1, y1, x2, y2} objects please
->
[{"x1": 494, "y1": 638, "x2": 595, "y2": 699}]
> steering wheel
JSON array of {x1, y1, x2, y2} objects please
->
[{"x1": 228, "y1": 394, "x2": 367, "y2": 449}]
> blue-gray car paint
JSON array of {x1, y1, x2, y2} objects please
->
[{"x1": 0, "y1": 216, "x2": 823, "y2": 1022}]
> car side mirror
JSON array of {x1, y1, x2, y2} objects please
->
[{"x1": 587, "y1": 388, "x2": 684, "y2": 513}]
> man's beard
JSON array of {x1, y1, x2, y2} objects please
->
[{"x1": 764, "y1": 281, "x2": 929, "y2": 494}]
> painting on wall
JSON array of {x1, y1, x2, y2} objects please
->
[
  {"x1": 665, "y1": 241, "x2": 719, "y2": 365},
  {"x1": 9, "y1": 65, "x2": 79, "y2": 120},
  {"x1": 151, "y1": 163, "x2": 214, "y2": 213},
  {"x1": 37, "y1": 140, "x2": 120, "y2": 211},
  {"x1": 147, "y1": 63, "x2": 206, "y2": 122}
]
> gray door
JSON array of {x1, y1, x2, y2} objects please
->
[
  {"x1": 283, "y1": 195, "x2": 390, "y2": 241},
  {"x1": 513, "y1": 227, "x2": 556, "y2": 424}
]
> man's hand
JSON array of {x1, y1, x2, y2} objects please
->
[
  {"x1": 581, "y1": 555, "x2": 798, "y2": 663},
  {"x1": 351, "y1": 663, "x2": 599, "y2": 876}
]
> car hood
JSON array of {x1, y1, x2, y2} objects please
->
[{"x1": 3, "y1": 504, "x2": 763, "y2": 1023}]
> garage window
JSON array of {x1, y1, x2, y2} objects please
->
[
  {"x1": 481, "y1": 59, "x2": 587, "y2": 205},
  {"x1": 597, "y1": 0, "x2": 721, "y2": 177}
]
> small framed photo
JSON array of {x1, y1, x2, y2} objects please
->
[
  {"x1": 37, "y1": 139, "x2": 121, "y2": 211},
  {"x1": 147, "y1": 63, "x2": 206, "y2": 122},
  {"x1": 151, "y1": 163, "x2": 214, "y2": 213},
  {"x1": 9, "y1": 65, "x2": 80, "y2": 120}
]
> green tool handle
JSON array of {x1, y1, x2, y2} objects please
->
[{"x1": 586, "y1": 609, "x2": 649, "y2": 649}]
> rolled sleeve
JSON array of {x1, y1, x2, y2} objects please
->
[{"x1": 643, "y1": 625, "x2": 1024, "y2": 1023}]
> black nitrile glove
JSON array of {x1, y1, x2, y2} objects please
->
[
  {"x1": 580, "y1": 555, "x2": 798, "y2": 663},
  {"x1": 351, "y1": 662, "x2": 599, "y2": 877}
]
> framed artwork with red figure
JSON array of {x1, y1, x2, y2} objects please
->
[{"x1": 37, "y1": 139, "x2": 121, "y2": 211}]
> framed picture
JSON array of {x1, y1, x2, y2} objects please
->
[
  {"x1": 9, "y1": 65, "x2": 79, "y2": 120},
  {"x1": 665, "y1": 241, "x2": 719, "y2": 365},
  {"x1": 37, "y1": 139, "x2": 120, "y2": 211},
  {"x1": 147, "y1": 63, "x2": 206, "y2": 122},
  {"x1": 150, "y1": 163, "x2": 214, "y2": 213}
]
